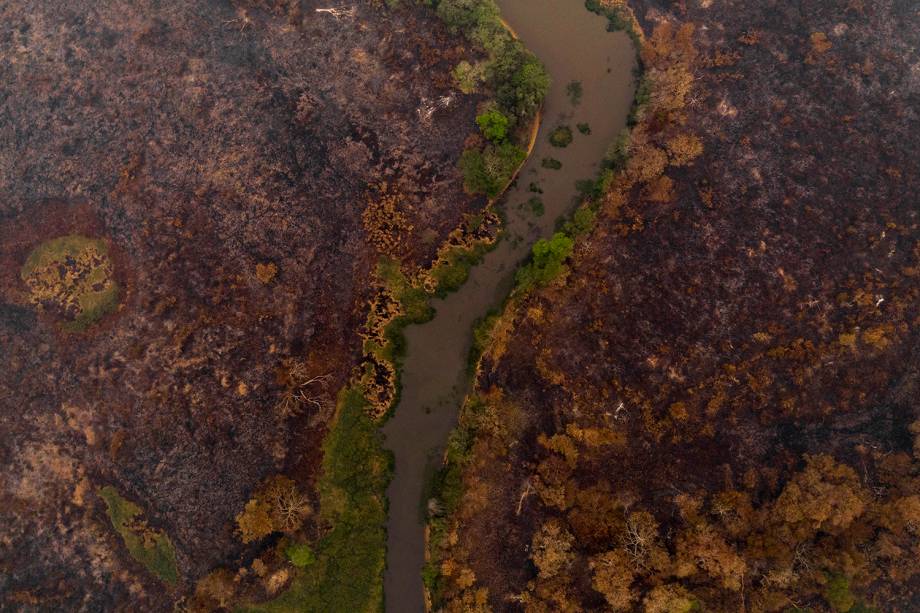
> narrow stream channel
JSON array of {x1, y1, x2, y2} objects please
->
[{"x1": 382, "y1": 2, "x2": 636, "y2": 610}]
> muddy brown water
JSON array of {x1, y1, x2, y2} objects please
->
[{"x1": 382, "y1": 1, "x2": 636, "y2": 610}]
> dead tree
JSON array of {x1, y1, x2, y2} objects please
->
[
  {"x1": 516, "y1": 479, "x2": 533, "y2": 516},
  {"x1": 315, "y1": 7, "x2": 356, "y2": 19}
]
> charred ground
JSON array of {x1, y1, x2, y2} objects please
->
[
  {"x1": 0, "y1": 0, "x2": 486, "y2": 608},
  {"x1": 434, "y1": 0, "x2": 919, "y2": 611}
]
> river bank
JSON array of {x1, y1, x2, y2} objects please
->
[{"x1": 382, "y1": 1, "x2": 637, "y2": 611}]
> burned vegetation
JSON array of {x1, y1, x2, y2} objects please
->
[
  {"x1": 0, "y1": 0, "x2": 490, "y2": 609},
  {"x1": 432, "y1": 1, "x2": 920, "y2": 612}
]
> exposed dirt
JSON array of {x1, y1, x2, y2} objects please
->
[
  {"x1": 0, "y1": 0, "x2": 485, "y2": 608},
  {"x1": 438, "y1": 0, "x2": 920, "y2": 611}
]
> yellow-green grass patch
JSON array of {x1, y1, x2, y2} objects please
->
[
  {"x1": 20, "y1": 234, "x2": 119, "y2": 331},
  {"x1": 98, "y1": 486, "x2": 178, "y2": 585}
]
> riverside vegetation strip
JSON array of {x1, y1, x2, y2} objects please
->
[
  {"x1": 383, "y1": 0, "x2": 638, "y2": 610},
  {"x1": 249, "y1": 1, "x2": 550, "y2": 611}
]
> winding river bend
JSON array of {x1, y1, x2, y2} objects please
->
[{"x1": 382, "y1": 2, "x2": 636, "y2": 610}]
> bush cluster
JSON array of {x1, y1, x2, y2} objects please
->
[{"x1": 433, "y1": 0, "x2": 549, "y2": 196}]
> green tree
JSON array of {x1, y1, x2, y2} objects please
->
[
  {"x1": 475, "y1": 108, "x2": 510, "y2": 142},
  {"x1": 516, "y1": 232, "x2": 575, "y2": 289},
  {"x1": 490, "y1": 41, "x2": 549, "y2": 120},
  {"x1": 436, "y1": 0, "x2": 499, "y2": 34}
]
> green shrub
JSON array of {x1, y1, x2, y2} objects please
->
[
  {"x1": 575, "y1": 178, "x2": 599, "y2": 199},
  {"x1": 563, "y1": 206, "x2": 597, "y2": 237},
  {"x1": 430, "y1": 246, "x2": 486, "y2": 295},
  {"x1": 584, "y1": 0, "x2": 642, "y2": 45},
  {"x1": 541, "y1": 157, "x2": 562, "y2": 170},
  {"x1": 628, "y1": 76, "x2": 652, "y2": 125},
  {"x1": 577, "y1": 122, "x2": 591, "y2": 135},
  {"x1": 549, "y1": 125, "x2": 573, "y2": 148},
  {"x1": 475, "y1": 107, "x2": 510, "y2": 142}
]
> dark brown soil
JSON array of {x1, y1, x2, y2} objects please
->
[{"x1": 0, "y1": 0, "x2": 484, "y2": 608}]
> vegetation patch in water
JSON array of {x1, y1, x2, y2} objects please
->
[
  {"x1": 566, "y1": 80, "x2": 583, "y2": 105},
  {"x1": 527, "y1": 196, "x2": 545, "y2": 217},
  {"x1": 584, "y1": 0, "x2": 644, "y2": 45},
  {"x1": 549, "y1": 125, "x2": 574, "y2": 148}
]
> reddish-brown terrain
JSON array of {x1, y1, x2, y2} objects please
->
[
  {"x1": 0, "y1": 0, "x2": 485, "y2": 608},
  {"x1": 433, "y1": 0, "x2": 920, "y2": 611}
]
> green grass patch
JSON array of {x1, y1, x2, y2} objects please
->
[
  {"x1": 248, "y1": 388, "x2": 391, "y2": 613},
  {"x1": 97, "y1": 486, "x2": 178, "y2": 585},
  {"x1": 285, "y1": 542, "x2": 316, "y2": 568}
]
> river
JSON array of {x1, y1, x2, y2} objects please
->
[{"x1": 382, "y1": 1, "x2": 636, "y2": 610}]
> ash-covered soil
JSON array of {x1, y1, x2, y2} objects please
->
[
  {"x1": 440, "y1": 0, "x2": 920, "y2": 611},
  {"x1": 0, "y1": 0, "x2": 483, "y2": 608}
]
